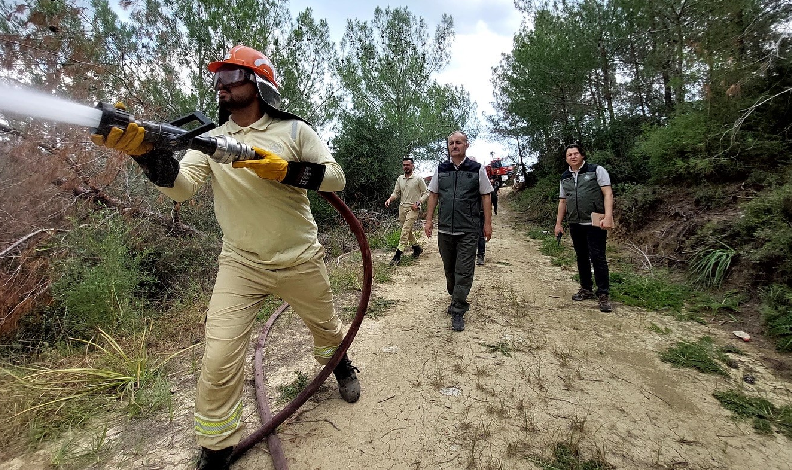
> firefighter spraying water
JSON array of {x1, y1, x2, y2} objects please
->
[
  {"x1": 0, "y1": 45, "x2": 369, "y2": 470},
  {"x1": 0, "y1": 83, "x2": 272, "y2": 165}
]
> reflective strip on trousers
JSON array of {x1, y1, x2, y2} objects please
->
[
  {"x1": 314, "y1": 344, "x2": 338, "y2": 360},
  {"x1": 195, "y1": 399, "x2": 243, "y2": 438}
]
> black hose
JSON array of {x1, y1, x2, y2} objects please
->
[{"x1": 229, "y1": 191, "x2": 372, "y2": 465}]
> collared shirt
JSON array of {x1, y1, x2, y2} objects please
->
[
  {"x1": 558, "y1": 161, "x2": 610, "y2": 198},
  {"x1": 428, "y1": 157, "x2": 493, "y2": 195},
  {"x1": 157, "y1": 114, "x2": 345, "y2": 269},
  {"x1": 428, "y1": 156, "x2": 493, "y2": 235},
  {"x1": 391, "y1": 173, "x2": 429, "y2": 206}
]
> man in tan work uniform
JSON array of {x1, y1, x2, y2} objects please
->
[
  {"x1": 385, "y1": 157, "x2": 429, "y2": 265},
  {"x1": 91, "y1": 45, "x2": 360, "y2": 470}
]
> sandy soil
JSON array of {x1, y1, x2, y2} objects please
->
[{"x1": 3, "y1": 188, "x2": 792, "y2": 470}]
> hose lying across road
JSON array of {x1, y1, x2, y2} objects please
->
[{"x1": 228, "y1": 191, "x2": 373, "y2": 467}]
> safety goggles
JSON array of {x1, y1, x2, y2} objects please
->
[{"x1": 213, "y1": 68, "x2": 256, "y2": 90}]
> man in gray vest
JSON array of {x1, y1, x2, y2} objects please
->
[
  {"x1": 425, "y1": 131, "x2": 493, "y2": 331},
  {"x1": 554, "y1": 144, "x2": 614, "y2": 312}
]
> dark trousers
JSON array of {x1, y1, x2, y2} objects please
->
[
  {"x1": 569, "y1": 223, "x2": 609, "y2": 296},
  {"x1": 492, "y1": 190, "x2": 498, "y2": 214},
  {"x1": 477, "y1": 214, "x2": 485, "y2": 258},
  {"x1": 438, "y1": 231, "x2": 478, "y2": 314}
]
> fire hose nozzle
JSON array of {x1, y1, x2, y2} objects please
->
[{"x1": 94, "y1": 102, "x2": 257, "y2": 164}]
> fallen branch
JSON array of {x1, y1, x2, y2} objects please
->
[
  {"x1": 627, "y1": 242, "x2": 653, "y2": 272},
  {"x1": 1, "y1": 228, "x2": 65, "y2": 258},
  {"x1": 69, "y1": 183, "x2": 204, "y2": 236}
]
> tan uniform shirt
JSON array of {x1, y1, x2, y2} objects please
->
[
  {"x1": 391, "y1": 174, "x2": 428, "y2": 206},
  {"x1": 157, "y1": 114, "x2": 345, "y2": 269}
]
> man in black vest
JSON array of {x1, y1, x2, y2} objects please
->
[
  {"x1": 425, "y1": 131, "x2": 493, "y2": 331},
  {"x1": 554, "y1": 144, "x2": 614, "y2": 312}
]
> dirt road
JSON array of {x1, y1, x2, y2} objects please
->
[{"x1": 4, "y1": 189, "x2": 791, "y2": 469}]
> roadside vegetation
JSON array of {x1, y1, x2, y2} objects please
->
[
  {"x1": 0, "y1": 202, "x2": 402, "y2": 459},
  {"x1": 1, "y1": 0, "x2": 791, "y2": 466}
]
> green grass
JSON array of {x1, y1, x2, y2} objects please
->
[
  {"x1": 689, "y1": 243, "x2": 736, "y2": 287},
  {"x1": 530, "y1": 442, "x2": 613, "y2": 470},
  {"x1": 714, "y1": 390, "x2": 792, "y2": 438},
  {"x1": 342, "y1": 296, "x2": 397, "y2": 321},
  {"x1": 527, "y1": 229, "x2": 576, "y2": 268},
  {"x1": 610, "y1": 270, "x2": 693, "y2": 316},
  {"x1": 277, "y1": 371, "x2": 309, "y2": 403},
  {"x1": 483, "y1": 341, "x2": 513, "y2": 357},
  {"x1": 689, "y1": 290, "x2": 745, "y2": 318},
  {"x1": 648, "y1": 322, "x2": 671, "y2": 335},
  {"x1": 1, "y1": 327, "x2": 192, "y2": 447},
  {"x1": 329, "y1": 264, "x2": 363, "y2": 292},
  {"x1": 256, "y1": 296, "x2": 286, "y2": 321},
  {"x1": 659, "y1": 336, "x2": 727, "y2": 376},
  {"x1": 373, "y1": 261, "x2": 394, "y2": 283}
]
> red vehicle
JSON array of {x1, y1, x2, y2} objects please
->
[{"x1": 485, "y1": 158, "x2": 513, "y2": 183}]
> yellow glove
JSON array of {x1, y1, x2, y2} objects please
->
[
  {"x1": 90, "y1": 103, "x2": 153, "y2": 156},
  {"x1": 231, "y1": 147, "x2": 289, "y2": 182}
]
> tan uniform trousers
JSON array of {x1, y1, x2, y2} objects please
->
[
  {"x1": 194, "y1": 250, "x2": 343, "y2": 449},
  {"x1": 397, "y1": 204, "x2": 420, "y2": 252}
]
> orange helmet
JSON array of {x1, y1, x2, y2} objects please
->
[
  {"x1": 209, "y1": 45, "x2": 282, "y2": 110},
  {"x1": 208, "y1": 45, "x2": 278, "y2": 87}
]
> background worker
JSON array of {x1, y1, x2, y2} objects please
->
[
  {"x1": 424, "y1": 131, "x2": 493, "y2": 332},
  {"x1": 476, "y1": 175, "x2": 500, "y2": 265},
  {"x1": 554, "y1": 143, "x2": 614, "y2": 313},
  {"x1": 385, "y1": 157, "x2": 429, "y2": 265},
  {"x1": 490, "y1": 175, "x2": 500, "y2": 215},
  {"x1": 92, "y1": 45, "x2": 361, "y2": 470}
]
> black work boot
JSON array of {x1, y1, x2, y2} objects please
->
[
  {"x1": 390, "y1": 249, "x2": 403, "y2": 266},
  {"x1": 412, "y1": 244, "x2": 423, "y2": 258},
  {"x1": 333, "y1": 353, "x2": 361, "y2": 403},
  {"x1": 196, "y1": 446, "x2": 233, "y2": 470},
  {"x1": 572, "y1": 288, "x2": 596, "y2": 301},
  {"x1": 451, "y1": 312, "x2": 465, "y2": 331}
]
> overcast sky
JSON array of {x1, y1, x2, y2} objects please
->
[{"x1": 288, "y1": 0, "x2": 524, "y2": 166}]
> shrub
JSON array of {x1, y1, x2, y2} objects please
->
[
  {"x1": 634, "y1": 109, "x2": 739, "y2": 183},
  {"x1": 761, "y1": 284, "x2": 792, "y2": 352},
  {"x1": 616, "y1": 184, "x2": 661, "y2": 231},
  {"x1": 731, "y1": 182, "x2": 792, "y2": 285},
  {"x1": 46, "y1": 214, "x2": 152, "y2": 340},
  {"x1": 511, "y1": 174, "x2": 560, "y2": 226}
]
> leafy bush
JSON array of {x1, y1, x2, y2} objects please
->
[
  {"x1": 634, "y1": 110, "x2": 736, "y2": 183},
  {"x1": 332, "y1": 114, "x2": 402, "y2": 210},
  {"x1": 761, "y1": 284, "x2": 792, "y2": 352},
  {"x1": 730, "y1": 182, "x2": 792, "y2": 285},
  {"x1": 615, "y1": 183, "x2": 661, "y2": 231},
  {"x1": 511, "y1": 174, "x2": 560, "y2": 226},
  {"x1": 47, "y1": 214, "x2": 152, "y2": 340}
]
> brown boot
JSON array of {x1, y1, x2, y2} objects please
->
[{"x1": 598, "y1": 294, "x2": 613, "y2": 312}]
